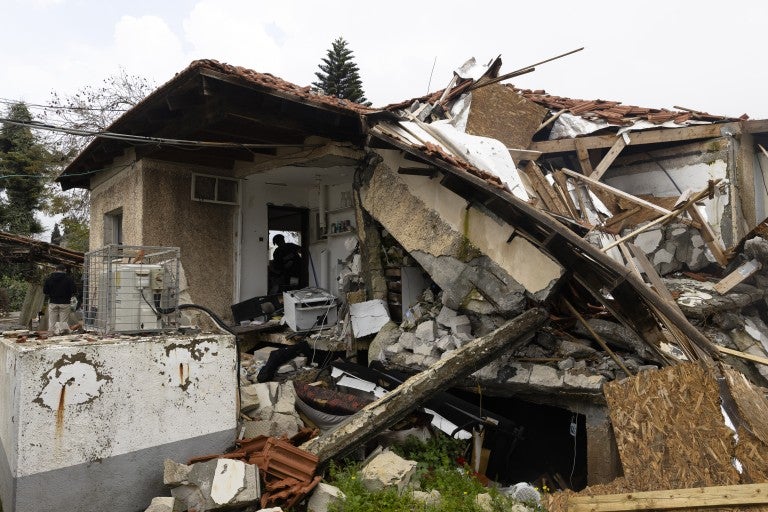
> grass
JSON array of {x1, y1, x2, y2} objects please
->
[{"x1": 326, "y1": 435, "x2": 547, "y2": 512}]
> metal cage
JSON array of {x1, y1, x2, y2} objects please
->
[{"x1": 83, "y1": 245, "x2": 181, "y2": 334}]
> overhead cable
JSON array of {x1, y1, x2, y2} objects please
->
[{"x1": 0, "y1": 118, "x2": 322, "y2": 149}]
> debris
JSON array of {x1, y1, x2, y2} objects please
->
[
  {"x1": 143, "y1": 497, "x2": 175, "y2": 512},
  {"x1": 307, "y1": 482, "x2": 346, "y2": 512},
  {"x1": 301, "y1": 308, "x2": 548, "y2": 464},
  {"x1": 166, "y1": 458, "x2": 261, "y2": 511},
  {"x1": 359, "y1": 450, "x2": 417, "y2": 493},
  {"x1": 349, "y1": 299, "x2": 390, "y2": 337}
]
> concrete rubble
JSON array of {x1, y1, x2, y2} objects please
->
[
  {"x1": 359, "y1": 450, "x2": 418, "y2": 493},
  {"x1": 163, "y1": 458, "x2": 260, "y2": 511}
]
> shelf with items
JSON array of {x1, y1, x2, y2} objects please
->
[
  {"x1": 327, "y1": 229, "x2": 356, "y2": 238},
  {"x1": 326, "y1": 206, "x2": 355, "y2": 214}
]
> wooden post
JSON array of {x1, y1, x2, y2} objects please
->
[{"x1": 301, "y1": 308, "x2": 549, "y2": 464}]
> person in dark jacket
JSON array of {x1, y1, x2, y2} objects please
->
[
  {"x1": 268, "y1": 234, "x2": 302, "y2": 294},
  {"x1": 43, "y1": 264, "x2": 77, "y2": 331}
]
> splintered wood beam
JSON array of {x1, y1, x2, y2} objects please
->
[
  {"x1": 301, "y1": 308, "x2": 548, "y2": 464},
  {"x1": 568, "y1": 483, "x2": 768, "y2": 511},
  {"x1": 713, "y1": 259, "x2": 761, "y2": 294},
  {"x1": 575, "y1": 139, "x2": 594, "y2": 175},
  {"x1": 716, "y1": 344, "x2": 768, "y2": 366},
  {"x1": 529, "y1": 122, "x2": 740, "y2": 153},
  {"x1": 560, "y1": 168, "x2": 674, "y2": 219},
  {"x1": 687, "y1": 204, "x2": 728, "y2": 266},
  {"x1": 590, "y1": 133, "x2": 630, "y2": 181}
]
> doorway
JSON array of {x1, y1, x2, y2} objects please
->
[{"x1": 267, "y1": 205, "x2": 310, "y2": 293}]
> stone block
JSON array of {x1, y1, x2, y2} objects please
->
[
  {"x1": 563, "y1": 371, "x2": 605, "y2": 391},
  {"x1": 240, "y1": 384, "x2": 262, "y2": 414},
  {"x1": 653, "y1": 248, "x2": 674, "y2": 265},
  {"x1": 243, "y1": 419, "x2": 273, "y2": 439},
  {"x1": 368, "y1": 321, "x2": 402, "y2": 365},
  {"x1": 169, "y1": 458, "x2": 260, "y2": 511},
  {"x1": 412, "y1": 339, "x2": 436, "y2": 356},
  {"x1": 144, "y1": 497, "x2": 175, "y2": 512},
  {"x1": 412, "y1": 489, "x2": 441, "y2": 506},
  {"x1": 274, "y1": 382, "x2": 297, "y2": 414},
  {"x1": 436, "y1": 306, "x2": 458, "y2": 327},
  {"x1": 448, "y1": 315, "x2": 471, "y2": 336},
  {"x1": 528, "y1": 365, "x2": 563, "y2": 388},
  {"x1": 360, "y1": 450, "x2": 418, "y2": 494},
  {"x1": 307, "y1": 482, "x2": 346, "y2": 512},
  {"x1": 634, "y1": 229, "x2": 663, "y2": 254},
  {"x1": 557, "y1": 339, "x2": 598, "y2": 359},
  {"x1": 558, "y1": 357, "x2": 575, "y2": 371},
  {"x1": 415, "y1": 320, "x2": 436, "y2": 343},
  {"x1": 383, "y1": 343, "x2": 400, "y2": 357},
  {"x1": 504, "y1": 363, "x2": 531, "y2": 384},
  {"x1": 435, "y1": 334, "x2": 456, "y2": 352},
  {"x1": 164, "y1": 459, "x2": 191, "y2": 486},
  {"x1": 398, "y1": 331, "x2": 417, "y2": 350},
  {"x1": 453, "y1": 332, "x2": 473, "y2": 347},
  {"x1": 271, "y1": 413, "x2": 301, "y2": 438}
]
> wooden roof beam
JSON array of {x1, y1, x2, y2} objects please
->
[{"x1": 529, "y1": 122, "x2": 741, "y2": 154}]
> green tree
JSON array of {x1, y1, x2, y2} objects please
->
[
  {"x1": 42, "y1": 69, "x2": 155, "y2": 251},
  {"x1": 313, "y1": 37, "x2": 370, "y2": 105},
  {"x1": 0, "y1": 102, "x2": 50, "y2": 236}
]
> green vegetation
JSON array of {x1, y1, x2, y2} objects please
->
[
  {"x1": 313, "y1": 37, "x2": 371, "y2": 106},
  {"x1": 327, "y1": 435, "x2": 544, "y2": 512}
]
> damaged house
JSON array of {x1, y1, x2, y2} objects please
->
[{"x1": 4, "y1": 55, "x2": 768, "y2": 511}]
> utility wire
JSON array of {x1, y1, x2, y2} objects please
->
[
  {"x1": 0, "y1": 118, "x2": 323, "y2": 149},
  {"x1": 0, "y1": 97, "x2": 129, "y2": 113}
]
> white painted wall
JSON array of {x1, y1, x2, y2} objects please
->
[
  {"x1": 0, "y1": 333, "x2": 236, "y2": 512},
  {"x1": 238, "y1": 167, "x2": 356, "y2": 300},
  {"x1": 2, "y1": 334, "x2": 235, "y2": 477},
  {"x1": 605, "y1": 156, "x2": 729, "y2": 243}
]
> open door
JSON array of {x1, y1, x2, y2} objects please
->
[{"x1": 267, "y1": 205, "x2": 310, "y2": 293}]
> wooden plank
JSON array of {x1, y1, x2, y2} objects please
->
[
  {"x1": 626, "y1": 243, "x2": 676, "y2": 303},
  {"x1": 508, "y1": 148, "x2": 542, "y2": 162},
  {"x1": 529, "y1": 122, "x2": 740, "y2": 154},
  {"x1": 601, "y1": 185, "x2": 716, "y2": 253},
  {"x1": 301, "y1": 309, "x2": 549, "y2": 464},
  {"x1": 716, "y1": 344, "x2": 768, "y2": 366},
  {"x1": 569, "y1": 482, "x2": 768, "y2": 511},
  {"x1": 687, "y1": 204, "x2": 728, "y2": 266},
  {"x1": 738, "y1": 132, "x2": 757, "y2": 230},
  {"x1": 590, "y1": 133, "x2": 630, "y2": 181},
  {"x1": 575, "y1": 139, "x2": 595, "y2": 175},
  {"x1": 604, "y1": 206, "x2": 642, "y2": 228},
  {"x1": 561, "y1": 168, "x2": 677, "y2": 219},
  {"x1": 713, "y1": 259, "x2": 761, "y2": 294},
  {"x1": 552, "y1": 170, "x2": 579, "y2": 218}
]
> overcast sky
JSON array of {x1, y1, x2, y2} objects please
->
[{"x1": 3, "y1": 0, "x2": 768, "y2": 120}]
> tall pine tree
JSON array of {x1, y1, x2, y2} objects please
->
[
  {"x1": 0, "y1": 103, "x2": 49, "y2": 236},
  {"x1": 313, "y1": 37, "x2": 370, "y2": 105}
]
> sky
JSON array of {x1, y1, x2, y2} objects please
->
[{"x1": 3, "y1": 0, "x2": 768, "y2": 120}]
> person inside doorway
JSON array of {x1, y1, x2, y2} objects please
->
[{"x1": 268, "y1": 234, "x2": 302, "y2": 294}]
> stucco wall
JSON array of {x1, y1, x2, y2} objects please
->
[
  {"x1": 0, "y1": 333, "x2": 236, "y2": 512},
  {"x1": 88, "y1": 151, "x2": 144, "y2": 250},
  {"x1": 140, "y1": 160, "x2": 236, "y2": 320},
  {"x1": 370, "y1": 151, "x2": 563, "y2": 297}
]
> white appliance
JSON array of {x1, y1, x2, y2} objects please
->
[
  {"x1": 98, "y1": 264, "x2": 162, "y2": 332},
  {"x1": 283, "y1": 288, "x2": 337, "y2": 331}
]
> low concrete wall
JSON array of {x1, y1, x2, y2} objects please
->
[{"x1": 0, "y1": 333, "x2": 237, "y2": 512}]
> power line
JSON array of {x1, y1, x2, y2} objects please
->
[
  {"x1": 0, "y1": 118, "x2": 321, "y2": 149},
  {"x1": 0, "y1": 97, "x2": 129, "y2": 113}
]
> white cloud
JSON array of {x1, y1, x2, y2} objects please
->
[
  {"x1": 114, "y1": 15, "x2": 186, "y2": 80},
  {"x1": 181, "y1": 0, "x2": 295, "y2": 74}
]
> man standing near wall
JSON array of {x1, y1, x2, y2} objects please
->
[{"x1": 43, "y1": 264, "x2": 76, "y2": 332}]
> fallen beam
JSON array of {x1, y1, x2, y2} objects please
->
[
  {"x1": 568, "y1": 482, "x2": 768, "y2": 511},
  {"x1": 301, "y1": 308, "x2": 549, "y2": 464}
]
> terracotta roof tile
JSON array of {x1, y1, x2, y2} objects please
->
[{"x1": 189, "y1": 59, "x2": 377, "y2": 114}]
